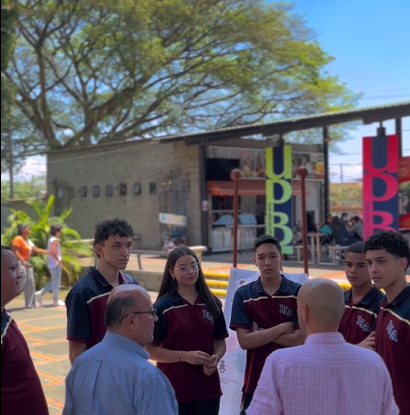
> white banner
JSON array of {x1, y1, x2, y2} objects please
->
[
  {"x1": 218, "y1": 269, "x2": 308, "y2": 415},
  {"x1": 159, "y1": 213, "x2": 187, "y2": 226}
]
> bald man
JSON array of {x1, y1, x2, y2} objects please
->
[
  {"x1": 63, "y1": 285, "x2": 178, "y2": 415},
  {"x1": 247, "y1": 279, "x2": 398, "y2": 415}
]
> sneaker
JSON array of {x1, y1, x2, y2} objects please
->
[
  {"x1": 53, "y1": 300, "x2": 66, "y2": 307},
  {"x1": 35, "y1": 291, "x2": 42, "y2": 306}
]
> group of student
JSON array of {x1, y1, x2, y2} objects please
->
[
  {"x1": 319, "y1": 213, "x2": 363, "y2": 245},
  {"x1": 1, "y1": 217, "x2": 409, "y2": 415}
]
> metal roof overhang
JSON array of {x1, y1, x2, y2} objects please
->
[
  {"x1": 158, "y1": 101, "x2": 410, "y2": 146},
  {"x1": 207, "y1": 180, "x2": 309, "y2": 197}
]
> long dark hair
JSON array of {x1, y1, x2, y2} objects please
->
[{"x1": 157, "y1": 246, "x2": 222, "y2": 318}]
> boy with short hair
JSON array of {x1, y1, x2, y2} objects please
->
[
  {"x1": 364, "y1": 231, "x2": 410, "y2": 415},
  {"x1": 66, "y1": 218, "x2": 138, "y2": 364},
  {"x1": 339, "y1": 241, "x2": 385, "y2": 349},
  {"x1": 230, "y1": 235, "x2": 304, "y2": 414}
]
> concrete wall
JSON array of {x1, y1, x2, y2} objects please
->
[{"x1": 47, "y1": 140, "x2": 202, "y2": 250}]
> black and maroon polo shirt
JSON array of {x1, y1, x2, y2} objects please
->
[
  {"x1": 338, "y1": 287, "x2": 385, "y2": 344},
  {"x1": 230, "y1": 275, "x2": 301, "y2": 395},
  {"x1": 1, "y1": 311, "x2": 49, "y2": 415},
  {"x1": 152, "y1": 292, "x2": 228, "y2": 403},
  {"x1": 66, "y1": 267, "x2": 137, "y2": 350},
  {"x1": 375, "y1": 285, "x2": 410, "y2": 415}
]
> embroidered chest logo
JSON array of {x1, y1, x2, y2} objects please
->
[
  {"x1": 202, "y1": 310, "x2": 214, "y2": 323},
  {"x1": 279, "y1": 304, "x2": 293, "y2": 318},
  {"x1": 386, "y1": 320, "x2": 398, "y2": 342},
  {"x1": 356, "y1": 316, "x2": 371, "y2": 332}
]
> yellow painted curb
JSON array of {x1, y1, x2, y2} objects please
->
[
  {"x1": 204, "y1": 272, "x2": 230, "y2": 279},
  {"x1": 210, "y1": 288, "x2": 228, "y2": 296},
  {"x1": 206, "y1": 280, "x2": 229, "y2": 288}
]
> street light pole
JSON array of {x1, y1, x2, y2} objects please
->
[
  {"x1": 297, "y1": 166, "x2": 309, "y2": 275},
  {"x1": 230, "y1": 168, "x2": 242, "y2": 268}
]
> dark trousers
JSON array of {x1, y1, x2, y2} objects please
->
[
  {"x1": 178, "y1": 397, "x2": 220, "y2": 415},
  {"x1": 240, "y1": 393, "x2": 253, "y2": 415}
]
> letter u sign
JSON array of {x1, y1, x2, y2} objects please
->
[
  {"x1": 265, "y1": 145, "x2": 293, "y2": 254},
  {"x1": 362, "y1": 135, "x2": 399, "y2": 240}
]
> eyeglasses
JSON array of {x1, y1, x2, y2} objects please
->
[
  {"x1": 173, "y1": 263, "x2": 199, "y2": 275},
  {"x1": 120, "y1": 308, "x2": 157, "y2": 321}
]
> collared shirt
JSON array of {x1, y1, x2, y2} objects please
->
[
  {"x1": 1, "y1": 311, "x2": 49, "y2": 415},
  {"x1": 375, "y1": 285, "x2": 410, "y2": 415},
  {"x1": 63, "y1": 331, "x2": 178, "y2": 415},
  {"x1": 230, "y1": 275, "x2": 301, "y2": 394},
  {"x1": 152, "y1": 292, "x2": 228, "y2": 403},
  {"x1": 247, "y1": 332, "x2": 398, "y2": 415},
  {"x1": 339, "y1": 286, "x2": 385, "y2": 344},
  {"x1": 65, "y1": 267, "x2": 137, "y2": 350}
]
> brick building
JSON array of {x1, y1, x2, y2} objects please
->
[{"x1": 47, "y1": 136, "x2": 324, "y2": 251}]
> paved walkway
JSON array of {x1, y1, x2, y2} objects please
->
[{"x1": 7, "y1": 252, "x2": 410, "y2": 414}]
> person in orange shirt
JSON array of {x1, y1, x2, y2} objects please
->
[{"x1": 12, "y1": 224, "x2": 49, "y2": 308}]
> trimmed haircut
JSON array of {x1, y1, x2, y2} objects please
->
[
  {"x1": 364, "y1": 231, "x2": 410, "y2": 270},
  {"x1": 50, "y1": 224, "x2": 63, "y2": 236},
  {"x1": 351, "y1": 216, "x2": 360, "y2": 222},
  {"x1": 345, "y1": 241, "x2": 365, "y2": 256},
  {"x1": 17, "y1": 224, "x2": 29, "y2": 235},
  {"x1": 93, "y1": 218, "x2": 134, "y2": 247},
  {"x1": 253, "y1": 234, "x2": 282, "y2": 254},
  {"x1": 158, "y1": 246, "x2": 223, "y2": 319},
  {"x1": 1, "y1": 245, "x2": 12, "y2": 258},
  {"x1": 104, "y1": 295, "x2": 136, "y2": 329}
]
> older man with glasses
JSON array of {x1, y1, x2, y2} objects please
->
[{"x1": 62, "y1": 285, "x2": 178, "y2": 415}]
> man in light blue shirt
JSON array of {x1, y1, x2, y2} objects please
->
[{"x1": 62, "y1": 285, "x2": 178, "y2": 415}]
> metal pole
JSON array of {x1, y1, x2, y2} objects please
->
[
  {"x1": 298, "y1": 166, "x2": 309, "y2": 275},
  {"x1": 395, "y1": 118, "x2": 402, "y2": 157},
  {"x1": 323, "y1": 126, "x2": 330, "y2": 216},
  {"x1": 8, "y1": 118, "x2": 14, "y2": 199},
  {"x1": 230, "y1": 169, "x2": 242, "y2": 268}
]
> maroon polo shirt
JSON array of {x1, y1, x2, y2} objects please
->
[
  {"x1": 66, "y1": 267, "x2": 137, "y2": 350},
  {"x1": 152, "y1": 292, "x2": 228, "y2": 403},
  {"x1": 375, "y1": 285, "x2": 410, "y2": 415},
  {"x1": 1, "y1": 311, "x2": 49, "y2": 415},
  {"x1": 230, "y1": 275, "x2": 301, "y2": 395},
  {"x1": 339, "y1": 287, "x2": 385, "y2": 344}
]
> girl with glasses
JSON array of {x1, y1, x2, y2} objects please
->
[{"x1": 145, "y1": 246, "x2": 228, "y2": 415}]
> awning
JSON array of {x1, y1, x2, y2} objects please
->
[{"x1": 207, "y1": 180, "x2": 310, "y2": 196}]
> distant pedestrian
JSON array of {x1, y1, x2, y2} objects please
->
[
  {"x1": 65, "y1": 218, "x2": 138, "y2": 364},
  {"x1": 63, "y1": 285, "x2": 178, "y2": 415},
  {"x1": 247, "y1": 278, "x2": 398, "y2": 415},
  {"x1": 146, "y1": 246, "x2": 228, "y2": 415},
  {"x1": 365, "y1": 231, "x2": 410, "y2": 415},
  {"x1": 1, "y1": 246, "x2": 49, "y2": 415},
  {"x1": 36, "y1": 224, "x2": 65, "y2": 307},
  {"x1": 12, "y1": 224, "x2": 49, "y2": 308}
]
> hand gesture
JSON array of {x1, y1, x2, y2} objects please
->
[
  {"x1": 183, "y1": 351, "x2": 211, "y2": 366},
  {"x1": 357, "y1": 332, "x2": 376, "y2": 350},
  {"x1": 203, "y1": 354, "x2": 220, "y2": 376}
]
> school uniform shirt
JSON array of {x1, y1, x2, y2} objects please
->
[
  {"x1": 152, "y1": 292, "x2": 228, "y2": 403},
  {"x1": 66, "y1": 267, "x2": 137, "y2": 350},
  {"x1": 230, "y1": 275, "x2": 301, "y2": 395},
  {"x1": 339, "y1": 287, "x2": 385, "y2": 344},
  {"x1": 375, "y1": 285, "x2": 410, "y2": 415},
  {"x1": 1, "y1": 311, "x2": 49, "y2": 415}
]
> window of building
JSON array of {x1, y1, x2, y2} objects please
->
[
  {"x1": 106, "y1": 185, "x2": 113, "y2": 197},
  {"x1": 119, "y1": 183, "x2": 127, "y2": 196},
  {"x1": 93, "y1": 185, "x2": 100, "y2": 197},
  {"x1": 79, "y1": 186, "x2": 87, "y2": 197},
  {"x1": 133, "y1": 183, "x2": 141, "y2": 195},
  {"x1": 149, "y1": 182, "x2": 157, "y2": 194},
  {"x1": 57, "y1": 189, "x2": 64, "y2": 198}
]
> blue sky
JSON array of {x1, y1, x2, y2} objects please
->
[
  {"x1": 4, "y1": 0, "x2": 410, "y2": 182},
  {"x1": 291, "y1": 0, "x2": 410, "y2": 181}
]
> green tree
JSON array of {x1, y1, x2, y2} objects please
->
[
  {"x1": 1, "y1": 175, "x2": 46, "y2": 202},
  {"x1": 4, "y1": 0, "x2": 356, "y2": 164},
  {"x1": 330, "y1": 183, "x2": 363, "y2": 208},
  {"x1": 1, "y1": 195, "x2": 91, "y2": 288},
  {"x1": 1, "y1": 0, "x2": 18, "y2": 120}
]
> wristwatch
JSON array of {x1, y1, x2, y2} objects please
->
[{"x1": 254, "y1": 326, "x2": 261, "y2": 332}]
